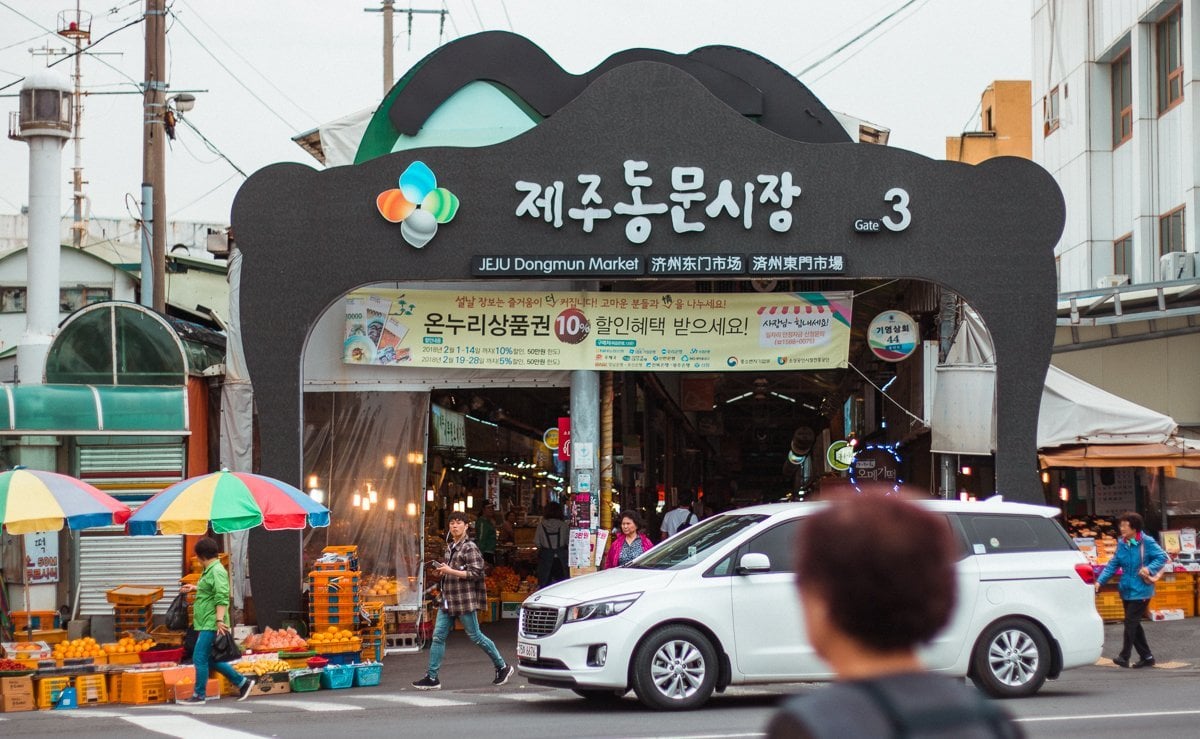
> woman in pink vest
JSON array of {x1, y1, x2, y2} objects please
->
[{"x1": 604, "y1": 510, "x2": 655, "y2": 569}]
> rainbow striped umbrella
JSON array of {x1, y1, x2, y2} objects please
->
[
  {"x1": 126, "y1": 470, "x2": 330, "y2": 536},
  {"x1": 0, "y1": 468, "x2": 131, "y2": 534}
]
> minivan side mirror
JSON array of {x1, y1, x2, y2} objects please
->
[{"x1": 736, "y1": 552, "x2": 771, "y2": 574}]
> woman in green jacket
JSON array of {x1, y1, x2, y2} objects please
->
[{"x1": 178, "y1": 537, "x2": 255, "y2": 703}]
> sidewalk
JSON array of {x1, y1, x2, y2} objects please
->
[{"x1": 1100, "y1": 616, "x2": 1200, "y2": 669}]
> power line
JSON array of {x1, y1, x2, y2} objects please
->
[
  {"x1": 499, "y1": 0, "x2": 514, "y2": 32},
  {"x1": 177, "y1": 115, "x2": 247, "y2": 177},
  {"x1": 169, "y1": 173, "x2": 238, "y2": 217},
  {"x1": 794, "y1": 0, "x2": 922, "y2": 77},
  {"x1": 175, "y1": 0, "x2": 319, "y2": 125},
  {"x1": 469, "y1": 0, "x2": 485, "y2": 30},
  {"x1": 0, "y1": 30, "x2": 50, "y2": 53},
  {"x1": 166, "y1": 10, "x2": 301, "y2": 133},
  {"x1": 807, "y1": 0, "x2": 934, "y2": 83}
]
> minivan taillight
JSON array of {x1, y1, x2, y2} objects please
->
[{"x1": 1074, "y1": 563, "x2": 1095, "y2": 584}]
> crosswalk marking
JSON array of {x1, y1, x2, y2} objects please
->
[
  {"x1": 153, "y1": 702, "x2": 250, "y2": 715},
  {"x1": 356, "y1": 693, "x2": 474, "y2": 707},
  {"x1": 119, "y1": 714, "x2": 266, "y2": 738},
  {"x1": 248, "y1": 697, "x2": 362, "y2": 711},
  {"x1": 493, "y1": 691, "x2": 577, "y2": 702}
]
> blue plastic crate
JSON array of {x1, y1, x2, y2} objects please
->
[
  {"x1": 319, "y1": 651, "x2": 358, "y2": 666},
  {"x1": 353, "y1": 662, "x2": 382, "y2": 687},
  {"x1": 319, "y1": 664, "x2": 355, "y2": 690}
]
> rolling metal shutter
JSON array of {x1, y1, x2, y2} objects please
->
[{"x1": 76, "y1": 444, "x2": 187, "y2": 617}]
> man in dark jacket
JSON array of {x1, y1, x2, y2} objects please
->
[{"x1": 412, "y1": 511, "x2": 514, "y2": 690}]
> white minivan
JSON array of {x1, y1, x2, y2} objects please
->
[{"x1": 515, "y1": 498, "x2": 1103, "y2": 710}]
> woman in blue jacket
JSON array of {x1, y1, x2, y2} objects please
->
[{"x1": 1095, "y1": 512, "x2": 1168, "y2": 668}]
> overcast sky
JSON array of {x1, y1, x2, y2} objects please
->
[{"x1": 0, "y1": 0, "x2": 1031, "y2": 227}]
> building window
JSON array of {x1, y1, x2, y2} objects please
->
[
  {"x1": 1159, "y1": 206, "x2": 1184, "y2": 256},
  {"x1": 1, "y1": 287, "x2": 26, "y2": 313},
  {"x1": 1157, "y1": 5, "x2": 1183, "y2": 113},
  {"x1": 1113, "y1": 234, "x2": 1133, "y2": 275},
  {"x1": 984, "y1": 106, "x2": 993, "y2": 132},
  {"x1": 1112, "y1": 51, "x2": 1132, "y2": 146},
  {"x1": 1043, "y1": 86, "x2": 1060, "y2": 135},
  {"x1": 59, "y1": 286, "x2": 112, "y2": 313}
]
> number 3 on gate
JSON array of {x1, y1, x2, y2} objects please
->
[{"x1": 882, "y1": 187, "x2": 911, "y2": 232}]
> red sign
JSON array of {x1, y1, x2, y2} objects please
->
[{"x1": 558, "y1": 416, "x2": 572, "y2": 461}]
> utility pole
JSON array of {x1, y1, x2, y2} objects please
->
[
  {"x1": 364, "y1": 2, "x2": 448, "y2": 96},
  {"x1": 142, "y1": 0, "x2": 167, "y2": 312},
  {"x1": 59, "y1": 3, "x2": 91, "y2": 250}
]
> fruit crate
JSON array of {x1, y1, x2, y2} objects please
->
[
  {"x1": 106, "y1": 672, "x2": 123, "y2": 704},
  {"x1": 149, "y1": 625, "x2": 185, "y2": 647},
  {"x1": 353, "y1": 661, "x2": 382, "y2": 687},
  {"x1": 309, "y1": 592, "x2": 360, "y2": 608},
  {"x1": 10, "y1": 610, "x2": 57, "y2": 632},
  {"x1": 307, "y1": 571, "x2": 361, "y2": 594},
  {"x1": 319, "y1": 664, "x2": 355, "y2": 689},
  {"x1": 318, "y1": 651, "x2": 359, "y2": 666},
  {"x1": 105, "y1": 586, "x2": 164, "y2": 608},
  {"x1": 35, "y1": 676, "x2": 73, "y2": 709},
  {"x1": 309, "y1": 613, "x2": 360, "y2": 629},
  {"x1": 1095, "y1": 590, "x2": 1124, "y2": 622},
  {"x1": 1151, "y1": 589, "x2": 1196, "y2": 617},
  {"x1": 74, "y1": 674, "x2": 108, "y2": 705},
  {"x1": 288, "y1": 669, "x2": 321, "y2": 693},
  {"x1": 307, "y1": 637, "x2": 362, "y2": 654},
  {"x1": 279, "y1": 650, "x2": 317, "y2": 670},
  {"x1": 120, "y1": 670, "x2": 168, "y2": 705}
]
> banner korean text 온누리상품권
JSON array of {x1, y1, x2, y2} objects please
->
[{"x1": 342, "y1": 289, "x2": 852, "y2": 372}]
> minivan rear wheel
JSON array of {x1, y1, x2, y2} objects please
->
[
  {"x1": 970, "y1": 617, "x2": 1050, "y2": 698},
  {"x1": 631, "y1": 625, "x2": 717, "y2": 710}
]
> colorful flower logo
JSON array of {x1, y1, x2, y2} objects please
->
[{"x1": 376, "y1": 161, "x2": 459, "y2": 248}]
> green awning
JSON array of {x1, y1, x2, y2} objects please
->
[{"x1": 0, "y1": 384, "x2": 188, "y2": 435}]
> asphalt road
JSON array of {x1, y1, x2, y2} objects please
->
[{"x1": 4, "y1": 618, "x2": 1200, "y2": 738}]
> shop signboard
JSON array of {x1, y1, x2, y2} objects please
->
[
  {"x1": 343, "y1": 288, "x2": 853, "y2": 372},
  {"x1": 558, "y1": 416, "x2": 571, "y2": 462},
  {"x1": 24, "y1": 533, "x2": 59, "y2": 585},
  {"x1": 429, "y1": 404, "x2": 466, "y2": 449},
  {"x1": 542, "y1": 427, "x2": 559, "y2": 449},
  {"x1": 867, "y1": 310, "x2": 919, "y2": 362},
  {"x1": 826, "y1": 440, "x2": 852, "y2": 472}
]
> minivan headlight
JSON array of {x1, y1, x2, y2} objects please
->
[{"x1": 564, "y1": 593, "x2": 642, "y2": 623}]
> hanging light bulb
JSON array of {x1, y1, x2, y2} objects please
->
[
  {"x1": 386, "y1": 497, "x2": 396, "y2": 511},
  {"x1": 362, "y1": 497, "x2": 372, "y2": 512},
  {"x1": 308, "y1": 474, "x2": 319, "y2": 489},
  {"x1": 369, "y1": 488, "x2": 378, "y2": 504},
  {"x1": 384, "y1": 454, "x2": 396, "y2": 468},
  {"x1": 309, "y1": 488, "x2": 325, "y2": 505},
  {"x1": 466, "y1": 494, "x2": 474, "y2": 510},
  {"x1": 352, "y1": 492, "x2": 361, "y2": 507},
  {"x1": 426, "y1": 488, "x2": 435, "y2": 502},
  {"x1": 406, "y1": 502, "x2": 418, "y2": 517}
]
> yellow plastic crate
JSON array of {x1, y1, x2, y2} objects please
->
[
  {"x1": 1095, "y1": 590, "x2": 1124, "y2": 622},
  {"x1": 74, "y1": 674, "x2": 108, "y2": 705},
  {"x1": 1151, "y1": 589, "x2": 1196, "y2": 616},
  {"x1": 35, "y1": 676, "x2": 73, "y2": 709}
]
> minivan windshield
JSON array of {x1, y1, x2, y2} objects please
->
[{"x1": 627, "y1": 514, "x2": 767, "y2": 570}]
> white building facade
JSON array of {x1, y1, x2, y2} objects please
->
[{"x1": 1033, "y1": 0, "x2": 1199, "y2": 289}]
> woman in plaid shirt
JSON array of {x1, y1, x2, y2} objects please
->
[{"x1": 412, "y1": 511, "x2": 514, "y2": 690}]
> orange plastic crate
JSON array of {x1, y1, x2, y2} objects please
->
[
  {"x1": 35, "y1": 676, "x2": 73, "y2": 709},
  {"x1": 120, "y1": 671, "x2": 168, "y2": 705},
  {"x1": 1095, "y1": 591, "x2": 1124, "y2": 622},
  {"x1": 10, "y1": 610, "x2": 57, "y2": 631},
  {"x1": 74, "y1": 674, "x2": 108, "y2": 705},
  {"x1": 106, "y1": 585, "x2": 164, "y2": 608},
  {"x1": 1151, "y1": 589, "x2": 1196, "y2": 616}
]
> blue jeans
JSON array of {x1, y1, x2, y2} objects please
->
[
  {"x1": 193, "y1": 629, "x2": 247, "y2": 698},
  {"x1": 425, "y1": 609, "x2": 505, "y2": 680}
]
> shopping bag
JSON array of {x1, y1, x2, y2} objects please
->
[
  {"x1": 165, "y1": 592, "x2": 190, "y2": 630},
  {"x1": 211, "y1": 630, "x2": 241, "y2": 662}
]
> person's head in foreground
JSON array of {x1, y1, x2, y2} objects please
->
[{"x1": 796, "y1": 494, "x2": 956, "y2": 677}]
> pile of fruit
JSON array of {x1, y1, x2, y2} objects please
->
[
  {"x1": 52, "y1": 637, "x2": 105, "y2": 660},
  {"x1": 307, "y1": 625, "x2": 360, "y2": 649},
  {"x1": 364, "y1": 575, "x2": 404, "y2": 598},
  {"x1": 236, "y1": 658, "x2": 291, "y2": 675},
  {"x1": 0, "y1": 658, "x2": 30, "y2": 671},
  {"x1": 242, "y1": 626, "x2": 308, "y2": 652},
  {"x1": 102, "y1": 636, "x2": 155, "y2": 655},
  {"x1": 487, "y1": 565, "x2": 521, "y2": 594}
]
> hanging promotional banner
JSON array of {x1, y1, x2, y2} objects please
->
[
  {"x1": 343, "y1": 288, "x2": 853, "y2": 371},
  {"x1": 558, "y1": 416, "x2": 572, "y2": 462}
]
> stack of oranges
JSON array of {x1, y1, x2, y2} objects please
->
[
  {"x1": 307, "y1": 625, "x2": 359, "y2": 649},
  {"x1": 101, "y1": 636, "x2": 155, "y2": 655},
  {"x1": 52, "y1": 637, "x2": 104, "y2": 661}
]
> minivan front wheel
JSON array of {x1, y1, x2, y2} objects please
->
[
  {"x1": 631, "y1": 625, "x2": 718, "y2": 710},
  {"x1": 970, "y1": 617, "x2": 1050, "y2": 698}
]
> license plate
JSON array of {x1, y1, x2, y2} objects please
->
[{"x1": 516, "y1": 641, "x2": 539, "y2": 660}]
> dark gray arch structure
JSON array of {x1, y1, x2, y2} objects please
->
[{"x1": 232, "y1": 37, "x2": 1063, "y2": 625}]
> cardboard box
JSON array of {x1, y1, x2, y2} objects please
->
[
  {"x1": 0, "y1": 692, "x2": 35, "y2": 712},
  {"x1": 1150, "y1": 608, "x2": 1186, "y2": 621},
  {"x1": 0, "y1": 676, "x2": 34, "y2": 697},
  {"x1": 172, "y1": 678, "x2": 220, "y2": 701},
  {"x1": 249, "y1": 672, "x2": 291, "y2": 696}
]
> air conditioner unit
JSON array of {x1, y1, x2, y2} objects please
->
[
  {"x1": 1096, "y1": 274, "x2": 1129, "y2": 288},
  {"x1": 1159, "y1": 251, "x2": 1196, "y2": 281}
]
